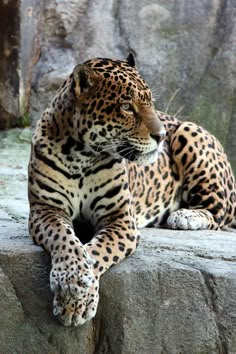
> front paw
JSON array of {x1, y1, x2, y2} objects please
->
[
  {"x1": 50, "y1": 248, "x2": 99, "y2": 326},
  {"x1": 167, "y1": 209, "x2": 209, "y2": 230}
]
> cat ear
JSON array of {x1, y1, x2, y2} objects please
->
[
  {"x1": 126, "y1": 53, "x2": 136, "y2": 68},
  {"x1": 73, "y1": 64, "x2": 98, "y2": 96}
]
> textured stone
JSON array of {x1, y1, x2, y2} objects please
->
[
  {"x1": 1, "y1": 0, "x2": 236, "y2": 176},
  {"x1": 0, "y1": 0, "x2": 20, "y2": 129},
  {"x1": 0, "y1": 129, "x2": 31, "y2": 221},
  {"x1": 0, "y1": 213, "x2": 236, "y2": 353},
  {"x1": 0, "y1": 217, "x2": 95, "y2": 354},
  {"x1": 1, "y1": 111, "x2": 236, "y2": 353},
  {"x1": 1, "y1": 112, "x2": 236, "y2": 353},
  {"x1": 95, "y1": 229, "x2": 236, "y2": 354},
  {"x1": 26, "y1": 0, "x2": 236, "y2": 176},
  {"x1": 20, "y1": 0, "x2": 44, "y2": 117}
]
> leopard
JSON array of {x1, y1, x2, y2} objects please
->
[{"x1": 28, "y1": 53, "x2": 236, "y2": 326}]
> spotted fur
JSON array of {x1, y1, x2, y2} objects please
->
[{"x1": 28, "y1": 54, "x2": 236, "y2": 326}]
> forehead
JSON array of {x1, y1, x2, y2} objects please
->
[{"x1": 85, "y1": 58, "x2": 151, "y2": 100}]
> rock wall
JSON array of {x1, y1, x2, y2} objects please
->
[
  {"x1": 21, "y1": 0, "x2": 236, "y2": 172},
  {"x1": 0, "y1": 0, "x2": 20, "y2": 129},
  {"x1": 1, "y1": 96, "x2": 236, "y2": 354},
  {"x1": 1, "y1": 212, "x2": 236, "y2": 354},
  {"x1": 1, "y1": 0, "x2": 236, "y2": 160},
  {"x1": 1, "y1": 1, "x2": 236, "y2": 167}
]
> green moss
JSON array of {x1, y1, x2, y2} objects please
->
[{"x1": 16, "y1": 112, "x2": 30, "y2": 128}]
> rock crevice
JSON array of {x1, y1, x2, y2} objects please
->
[{"x1": 200, "y1": 270, "x2": 228, "y2": 354}]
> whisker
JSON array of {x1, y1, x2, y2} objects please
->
[
  {"x1": 117, "y1": 145, "x2": 137, "y2": 160},
  {"x1": 94, "y1": 141, "x2": 127, "y2": 155},
  {"x1": 165, "y1": 88, "x2": 181, "y2": 113},
  {"x1": 150, "y1": 80, "x2": 161, "y2": 92}
]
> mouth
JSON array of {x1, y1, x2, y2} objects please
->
[
  {"x1": 116, "y1": 142, "x2": 158, "y2": 164},
  {"x1": 117, "y1": 143, "x2": 138, "y2": 161}
]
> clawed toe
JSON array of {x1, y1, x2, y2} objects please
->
[
  {"x1": 53, "y1": 287, "x2": 98, "y2": 326},
  {"x1": 167, "y1": 209, "x2": 210, "y2": 230},
  {"x1": 50, "y1": 255, "x2": 99, "y2": 326}
]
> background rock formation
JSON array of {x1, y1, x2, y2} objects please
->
[
  {"x1": 0, "y1": 0, "x2": 20, "y2": 129},
  {"x1": 19, "y1": 0, "x2": 236, "y2": 171},
  {"x1": 1, "y1": 0, "x2": 236, "y2": 172}
]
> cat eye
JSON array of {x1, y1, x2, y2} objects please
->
[{"x1": 121, "y1": 103, "x2": 133, "y2": 112}]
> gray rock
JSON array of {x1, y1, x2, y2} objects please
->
[
  {"x1": 96, "y1": 229, "x2": 236, "y2": 354},
  {"x1": 1, "y1": 0, "x2": 236, "y2": 174},
  {"x1": 0, "y1": 215, "x2": 96, "y2": 354},
  {"x1": 20, "y1": 0, "x2": 45, "y2": 117},
  {"x1": 0, "y1": 129, "x2": 31, "y2": 221},
  {"x1": 0, "y1": 213, "x2": 236, "y2": 354},
  {"x1": 24, "y1": 0, "x2": 236, "y2": 175},
  {"x1": 1, "y1": 110, "x2": 236, "y2": 353},
  {"x1": 0, "y1": 0, "x2": 20, "y2": 129}
]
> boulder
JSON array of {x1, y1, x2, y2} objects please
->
[
  {"x1": 1, "y1": 0, "x2": 236, "y2": 174},
  {"x1": 0, "y1": 0, "x2": 20, "y2": 129},
  {"x1": 0, "y1": 109, "x2": 236, "y2": 354},
  {"x1": 0, "y1": 211, "x2": 236, "y2": 354},
  {"x1": 26, "y1": 0, "x2": 236, "y2": 174},
  {"x1": 0, "y1": 211, "x2": 95, "y2": 354}
]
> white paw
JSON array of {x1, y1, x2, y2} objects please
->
[{"x1": 167, "y1": 209, "x2": 209, "y2": 230}]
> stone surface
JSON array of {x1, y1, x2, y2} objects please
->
[
  {"x1": 0, "y1": 0, "x2": 20, "y2": 129},
  {"x1": 0, "y1": 130, "x2": 236, "y2": 353},
  {"x1": 0, "y1": 214, "x2": 236, "y2": 354},
  {"x1": 25, "y1": 0, "x2": 236, "y2": 174},
  {"x1": 0, "y1": 128, "x2": 31, "y2": 221},
  {"x1": 1, "y1": 0, "x2": 236, "y2": 173},
  {"x1": 0, "y1": 213, "x2": 95, "y2": 354},
  {"x1": 96, "y1": 229, "x2": 236, "y2": 354},
  {"x1": 20, "y1": 0, "x2": 44, "y2": 117}
]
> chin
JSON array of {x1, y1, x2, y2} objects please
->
[
  {"x1": 117, "y1": 140, "x2": 164, "y2": 165},
  {"x1": 134, "y1": 140, "x2": 164, "y2": 165},
  {"x1": 134, "y1": 150, "x2": 158, "y2": 165}
]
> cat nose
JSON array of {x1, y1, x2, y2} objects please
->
[{"x1": 150, "y1": 129, "x2": 166, "y2": 144}]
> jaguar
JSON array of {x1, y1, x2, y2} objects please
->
[{"x1": 28, "y1": 54, "x2": 236, "y2": 326}]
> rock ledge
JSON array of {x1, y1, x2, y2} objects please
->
[{"x1": 0, "y1": 210, "x2": 236, "y2": 354}]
